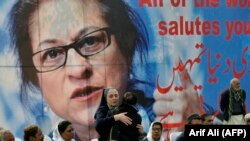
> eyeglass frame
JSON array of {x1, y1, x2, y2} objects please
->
[
  {"x1": 152, "y1": 127, "x2": 162, "y2": 132},
  {"x1": 32, "y1": 27, "x2": 112, "y2": 73}
]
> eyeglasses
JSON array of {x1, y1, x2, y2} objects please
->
[
  {"x1": 152, "y1": 128, "x2": 161, "y2": 132},
  {"x1": 32, "y1": 27, "x2": 112, "y2": 72}
]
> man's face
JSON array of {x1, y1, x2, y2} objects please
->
[
  {"x1": 152, "y1": 124, "x2": 162, "y2": 140},
  {"x1": 32, "y1": 129, "x2": 43, "y2": 141},
  {"x1": 203, "y1": 116, "x2": 213, "y2": 125},
  {"x1": 29, "y1": 0, "x2": 128, "y2": 126},
  {"x1": 191, "y1": 118, "x2": 202, "y2": 125},
  {"x1": 232, "y1": 80, "x2": 240, "y2": 90}
]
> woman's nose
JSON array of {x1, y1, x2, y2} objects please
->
[{"x1": 65, "y1": 49, "x2": 93, "y2": 79}]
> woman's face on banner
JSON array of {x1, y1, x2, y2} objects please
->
[{"x1": 29, "y1": 0, "x2": 128, "y2": 125}]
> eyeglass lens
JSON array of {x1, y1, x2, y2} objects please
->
[{"x1": 32, "y1": 28, "x2": 111, "y2": 72}]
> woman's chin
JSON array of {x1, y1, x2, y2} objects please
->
[{"x1": 71, "y1": 114, "x2": 96, "y2": 126}]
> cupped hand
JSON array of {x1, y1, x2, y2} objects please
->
[
  {"x1": 153, "y1": 60, "x2": 201, "y2": 137},
  {"x1": 114, "y1": 112, "x2": 132, "y2": 126}
]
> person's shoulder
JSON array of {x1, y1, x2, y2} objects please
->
[
  {"x1": 241, "y1": 89, "x2": 247, "y2": 98},
  {"x1": 242, "y1": 89, "x2": 246, "y2": 93},
  {"x1": 98, "y1": 105, "x2": 109, "y2": 111},
  {"x1": 176, "y1": 132, "x2": 184, "y2": 141},
  {"x1": 95, "y1": 106, "x2": 109, "y2": 118},
  {"x1": 141, "y1": 136, "x2": 148, "y2": 141},
  {"x1": 223, "y1": 88, "x2": 230, "y2": 93},
  {"x1": 221, "y1": 88, "x2": 230, "y2": 95}
]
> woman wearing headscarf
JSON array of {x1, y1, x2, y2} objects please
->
[
  {"x1": 52, "y1": 120, "x2": 74, "y2": 141},
  {"x1": 94, "y1": 88, "x2": 132, "y2": 141},
  {"x1": 142, "y1": 122, "x2": 165, "y2": 141}
]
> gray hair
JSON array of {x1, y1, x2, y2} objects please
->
[
  {"x1": 103, "y1": 87, "x2": 117, "y2": 99},
  {"x1": 230, "y1": 78, "x2": 239, "y2": 85}
]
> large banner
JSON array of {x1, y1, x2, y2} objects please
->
[{"x1": 0, "y1": 0, "x2": 250, "y2": 140}]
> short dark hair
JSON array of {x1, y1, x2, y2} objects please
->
[
  {"x1": 123, "y1": 91, "x2": 137, "y2": 105},
  {"x1": 187, "y1": 113, "x2": 201, "y2": 124},
  {"x1": 58, "y1": 121, "x2": 72, "y2": 134},
  {"x1": 23, "y1": 124, "x2": 39, "y2": 141},
  {"x1": 152, "y1": 122, "x2": 163, "y2": 130}
]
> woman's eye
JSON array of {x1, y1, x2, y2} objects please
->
[
  {"x1": 42, "y1": 48, "x2": 65, "y2": 62},
  {"x1": 83, "y1": 36, "x2": 100, "y2": 47},
  {"x1": 45, "y1": 50, "x2": 58, "y2": 58},
  {"x1": 78, "y1": 30, "x2": 107, "y2": 55}
]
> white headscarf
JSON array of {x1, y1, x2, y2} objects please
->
[
  {"x1": 146, "y1": 121, "x2": 165, "y2": 141},
  {"x1": 52, "y1": 125, "x2": 75, "y2": 141},
  {"x1": 52, "y1": 126, "x2": 64, "y2": 141}
]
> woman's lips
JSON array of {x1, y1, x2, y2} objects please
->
[{"x1": 71, "y1": 86, "x2": 102, "y2": 101}]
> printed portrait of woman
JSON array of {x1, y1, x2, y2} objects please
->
[
  {"x1": 7, "y1": 0, "x2": 201, "y2": 140},
  {"x1": 8, "y1": 0, "x2": 149, "y2": 140}
]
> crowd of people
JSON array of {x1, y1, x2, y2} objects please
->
[
  {"x1": 6, "y1": 0, "x2": 201, "y2": 140},
  {"x1": 1, "y1": 82, "x2": 250, "y2": 141},
  {"x1": 0, "y1": 121, "x2": 73, "y2": 141},
  {"x1": 0, "y1": 89, "x2": 166, "y2": 141}
]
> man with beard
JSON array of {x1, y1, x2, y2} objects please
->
[{"x1": 220, "y1": 78, "x2": 246, "y2": 124}]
